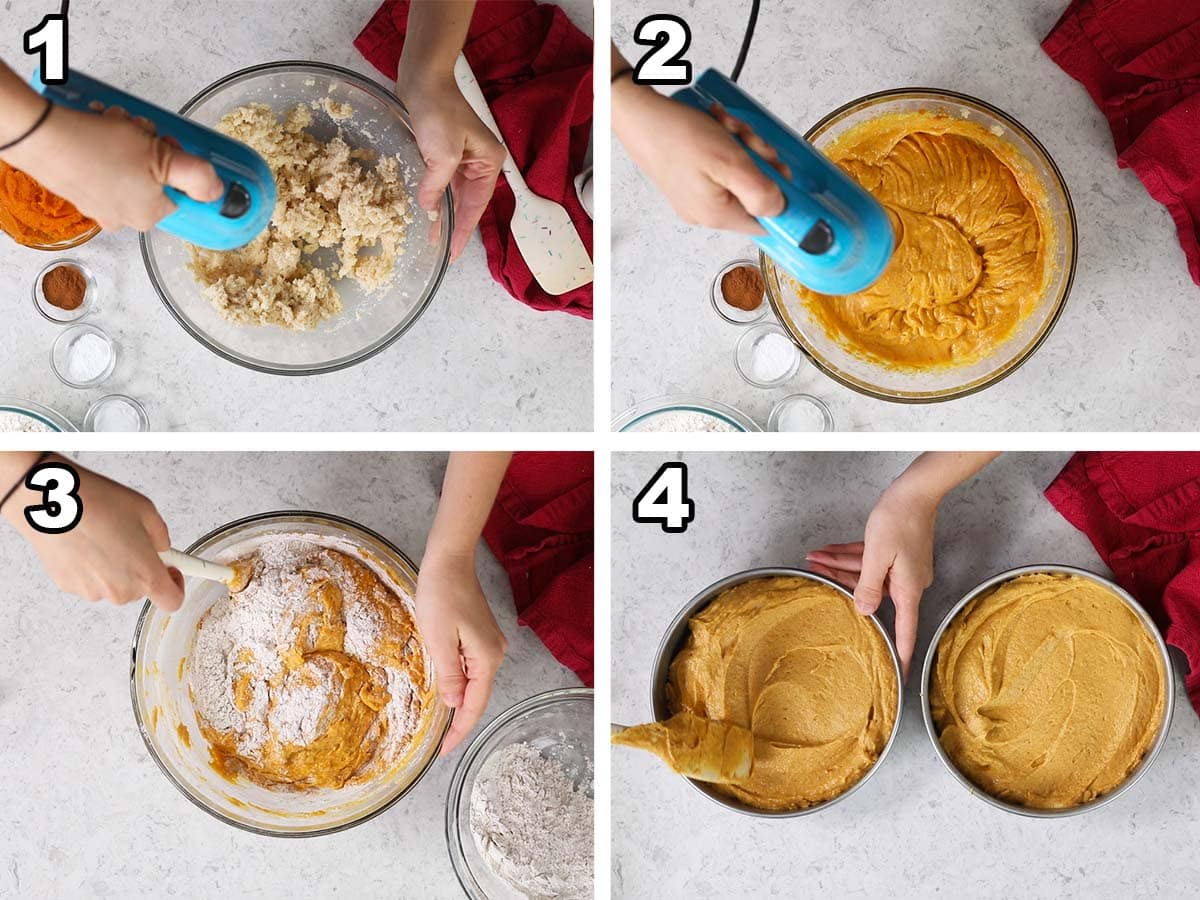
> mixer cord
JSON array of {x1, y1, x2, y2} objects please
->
[{"x1": 730, "y1": 0, "x2": 760, "y2": 82}]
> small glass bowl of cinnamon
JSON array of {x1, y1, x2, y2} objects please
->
[
  {"x1": 711, "y1": 258, "x2": 769, "y2": 325},
  {"x1": 33, "y1": 258, "x2": 97, "y2": 324}
]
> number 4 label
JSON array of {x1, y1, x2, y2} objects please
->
[
  {"x1": 633, "y1": 462, "x2": 695, "y2": 534},
  {"x1": 25, "y1": 12, "x2": 69, "y2": 85}
]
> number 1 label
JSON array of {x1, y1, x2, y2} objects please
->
[{"x1": 25, "y1": 13, "x2": 69, "y2": 85}]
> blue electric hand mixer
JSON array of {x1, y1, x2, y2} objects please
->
[
  {"x1": 673, "y1": 70, "x2": 894, "y2": 296},
  {"x1": 32, "y1": 68, "x2": 275, "y2": 251}
]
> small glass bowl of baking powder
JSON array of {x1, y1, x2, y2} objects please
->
[
  {"x1": 711, "y1": 259, "x2": 769, "y2": 325},
  {"x1": 32, "y1": 258, "x2": 97, "y2": 324},
  {"x1": 734, "y1": 322, "x2": 802, "y2": 388},
  {"x1": 51, "y1": 323, "x2": 116, "y2": 389},
  {"x1": 85, "y1": 394, "x2": 149, "y2": 432},
  {"x1": 769, "y1": 393, "x2": 835, "y2": 432}
]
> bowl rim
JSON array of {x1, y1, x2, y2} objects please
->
[
  {"x1": 84, "y1": 393, "x2": 149, "y2": 432},
  {"x1": 710, "y1": 257, "x2": 769, "y2": 325},
  {"x1": 919, "y1": 563, "x2": 1176, "y2": 819},
  {"x1": 767, "y1": 392, "x2": 834, "y2": 432},
  {"x1": 50, "y1": 322, "x2": 116, "y2": 389},
  {"x1": 762, "y1": 86, "x2": 1078, "y2": 404},
  {"x1": 649, "y1": 567, "x2": 904, "y2": 818},
  {"x1": 129, "y1": 508, "x2": 452, "y2": 838},
  {"x1": 32, "y1": 257, "x2": 96, "y2": 325},
  {"x1": 0, "y1": 396, "x2": 77, "y2": 431},
  {"x1": 138, "y1": 59, "x2": 453, "y2": 377},
  {"x1": 444, "y1": 686, "x2": 595, "y2": 898},
  {"x1": 612, "y1": 393, "x2": 763, "y2": 432},
  {"x1": 733, "y1": 322, "x2": 803, "y2": 388}
]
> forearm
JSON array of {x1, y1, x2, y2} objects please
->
[
  {"x1": 425, "y1": 451, "x2": 512, "y2": 562},
  {"x1": 0, "y1": 61, "x2": 49, "y2": 160},
  {"x1": 611, "y1": 44, "x2": 651, "y2": 137},
  {"x1": 397, "y1": 0, "x2": 476, "y2": 86},
  {"x1": 891, "y1": 452, "x2": 1000, "y2": 505},
  {"x1": 0, "y1": 452, "x2": 44, "y2": 522}
]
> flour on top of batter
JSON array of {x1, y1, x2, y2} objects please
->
[
  {"x1": 789, "y1": 111, "x2": 1054, "y2": 370},
  {"x1": 188, "y1": 103, "x2": 414, "y2": 331},
  {"x1": 187, "y1": 536, "x2": 436, "y2": 791}
]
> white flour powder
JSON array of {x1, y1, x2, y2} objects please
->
[
  {"x1": 188, "y1": 535, "x2": 421, "y2": 779},
  {"x1": 469, "y1": 742, "x2": 594, "y2": 900},
  {"x1": 628, "y1": 410, "x2": 740, "y2": 433},
  {"x1": 0, "y1": 411, "x2": 53, "y2": 433}
]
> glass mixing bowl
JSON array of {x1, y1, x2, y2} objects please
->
[
  {"x1": 0, "y1": 396, "x2": 77, "y2": 431},
  {"x1": 131, "y1": 511, "x2": 451, "y2": 837},
  {"x1": 612, "y1": 394, "x2": 762, "y2": 432},
  {"x1": 140, "y1": 61, "x2": 452, "y2": 376},
  {"x1": 446, "y1": 687, "x2": 594, "y2": 899},
  {"x1": 762, "y1": 88, "x2": 1077, "y2": 403}
]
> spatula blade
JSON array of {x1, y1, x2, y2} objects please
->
[{"x1": 510, "y1": 193, "x2": 593, "y2": 296}]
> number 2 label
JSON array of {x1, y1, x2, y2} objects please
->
[
  {"x1": 24, "y1": 461, "x2": 83, "y2": 534},
  {"x1": 633, "y1": 15, "x2": 692, "y2": 86},
  {"x1": 633, "y1": 462, "x2": 695, "y2": 533},
  {"x1": 25, "y1": 13, "x2": 69, "y2": 85}
]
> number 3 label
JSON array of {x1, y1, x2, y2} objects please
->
[
  {"x1": 24, "y1": 462, "x2": 83, "y2": 534},
  {"x1": 633, "y1": 15, "x2": 692, "y2": 86},
  {"x1": 633, "y1": 462, "x2": 695, "y2": 533}
]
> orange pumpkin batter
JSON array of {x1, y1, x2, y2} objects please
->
[{"x1": 790, "y1": 112, "x2": 1053, "y2": 369}]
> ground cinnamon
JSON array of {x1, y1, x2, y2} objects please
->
[
  {"x1": 720, "y1": 265, "x2": 765, "y2": 311},
  {"x1": 0, "y1": 161, "x2": 95, "y2": 247},
  {"x1": 42, "y1": 264, "x2": 87, "y2": 311}
]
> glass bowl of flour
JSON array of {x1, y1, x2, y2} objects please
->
[
  {"x1": 446, "y1": 687, "x2": 594, "y2": 899},
  {"x1": 0, "y1": 397, "x2": 76, "y2": 432},
  {"x1": 612, "y1": 394, "x2": 761, "y2": 432},
  {"x1": 130, "y1": 510, "x2": 451, "y2": 836}
]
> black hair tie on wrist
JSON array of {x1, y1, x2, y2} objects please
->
[
  {"x1": 0, "y1": 451, "x2": 54, "y2": 514},
  {"x1": 0, "y1": 99, "x2": 53, "y2": 154},
  {"x1": 611, "y1": 65, "x2": 636, "y2": 84}
]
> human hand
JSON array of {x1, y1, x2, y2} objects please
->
[
  {"x1": 395, "y1": 70, "x2": 505, "y2": 261},
  {"x1": 415, "y1": 550, "x2": 508, "y2": 754},
  {"x1": 2, "y1": 458, "x2": 183, "y2": 611},
  {"x1": 4, "y1": 104, "x2": 224, "y2": 232},
  {"x1": 805, "y1": 482, "x2": 938, "y2": 680},
  {"x1": 612, "y1": 79, "x2": 785, "y2": 234}
]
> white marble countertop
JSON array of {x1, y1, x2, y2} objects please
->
[
  {"x1": 611, "y1": 0, "x2": 1200, "y2": 431},
  {"x1": 0, "y1": 1, "x2": 593, "y2": 432},
  {"x1": 612, "y1": 451, "x2": 1200, "y2": 898},
  {"x1": 0, "y1": 451, "x2": 578, "y2": 898}
]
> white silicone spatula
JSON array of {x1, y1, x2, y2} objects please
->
[
  {"x1": 159, "y1": 549, "x2": 252, "y2": 592},
  {"x1": 453, "y1": 53, "x2": 593, "y2": 296},
  {"x1": 611, "y1": 712, "x2": 754, "y2": 784}
]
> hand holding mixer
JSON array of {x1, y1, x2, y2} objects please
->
[
  {"x1": 673, "y1": 69, "x2": 895, "y2": 296},
  {"x1": 32, "y1": 68, "x2": 275, "y2": 251}
]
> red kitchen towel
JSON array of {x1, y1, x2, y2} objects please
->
[
  {"x1": 355, "y1": 1, "x2": 594, "y2": 318},
  {"x1": 1046, "y1": 452, "x2": 1200, "y2": 718},
  {"x1": 1043, "y1": 1, "x2": 1200, "y2": 285},
  {"x1": 482, "y1": 451, "x2": 594, "y2": 686}
]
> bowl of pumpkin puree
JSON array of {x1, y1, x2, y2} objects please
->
[
  {"x1": 922, "y1": 566, "x2": 1174, "y2": 817},
  {"x1": 762, "y1": 89, "x2": 1077, "y2": 404},
  {"x1": 643, "y1": 568, "x2": 902, "y2": 817}
]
